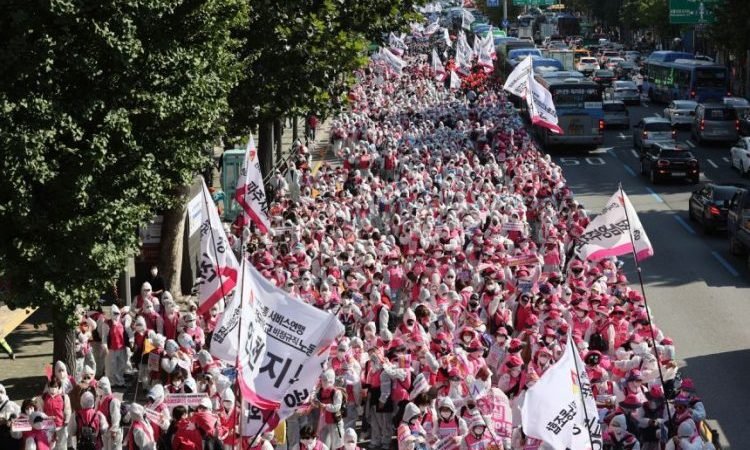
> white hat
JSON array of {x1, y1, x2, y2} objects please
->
[{"x1": 198, "y1": 397, "x2": 213, "y2": 410}]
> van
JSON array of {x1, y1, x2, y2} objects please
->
[
  {"x1": 692, "y1": 104, "x2": 739, "y2": 144},
  {"x1": 602, "y1": 101, "x2": 629, "y2": 129}
]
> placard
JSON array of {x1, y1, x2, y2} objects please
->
[
  {"x1": 11, "y1": 417, "x2": 56, "y2": 432},
  {"x1": 163, "y1": 393, "x2": 209, "y2": 408}
]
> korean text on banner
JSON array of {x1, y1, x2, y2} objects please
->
[
  {"x1": 198, "y1": 178, "x2": 239, "y2": 315},
  {"x1": 235, "y1": 134, "x2": 271, "y2": 234},
  {"x1": 520, "y1": 334, "x2": 602, "y2": 450},
  {"x1": 575, "y1": 189, "x2": 654, "y2": 262},
  {"x1": 527, "y1": 74, "x2": 563, "y2": 134},
  {"x1": 237, "y1": 262, "x2": 344, "y2": 412},
  {"x1": 163, "y1": 393, "x2": 209, "y2": 409},
  {"x1": 503, "y1": 56, "x2": 532, "y2": 97}
]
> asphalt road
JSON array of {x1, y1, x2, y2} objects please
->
[{"x1": 546, "y1": 99, "x2": 750, "y2": 448}]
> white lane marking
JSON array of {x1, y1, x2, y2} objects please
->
[
  {"x1": 623, "y1": 164, "x2": 636, "y2": 177},
  {"x1": 618, "y1": 132, "x2": 627, "y2": 140},
  {"x1": 711, "y1": 251, "x2": 740, "y2": 277},
  {"x1": 723, "y1": 157, "x2": 730, "y2": 163},
  {"x1": 685, "y1": 140, "x2": 695, "y2": 148},
  {"x1": 706, "y1": 159, "x2": 718, "y2": 168},
  {"x1": 645, "y1": 187, "x2": 664, "y2": 203},
  {"x1": 631, "y1": 149, "x2": 639, "y2": 158}
]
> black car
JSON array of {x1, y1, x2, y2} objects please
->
[
  {"x1": 593, "y1": 69, "x2": 616, "y2": 87},
  {"x1": 615, "y1": 61, "x2": 638, "y2": 79},
  {"x1": 689, "y1": 183, "x2": 748, "y2": 233},
  {"x1": 639, "y1": 142, "x2": 699, "y2": 184}
]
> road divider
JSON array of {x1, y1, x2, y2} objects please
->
[
  {"x1": 711, "y1": 251, "x2": 740, "y2": 277},
  {"x1": 623, "y1": 165, "x2": 636, "y2": 177},
  {"x1": 673, "y1": 215, "x2": 696, "y2": 235}
]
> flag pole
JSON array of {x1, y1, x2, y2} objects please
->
[
  {"x1": 617, "y1": 183, "x2": 675, "y2": 434},
  {"x1": 569, "y1": 334, "x2": 597, "y2": 450},
  {"x1": 233, "y1": 255, "x2": 247, "y2": 450}
]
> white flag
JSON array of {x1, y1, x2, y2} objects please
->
[
  {"x1": 210, "y1": 260, "x2": 255, "y2": 364},
  {"x1": 198, "y1": 178, "x2": 239, "y2": 316},
  {"x1": 521, "y1": 334, "x2": 602, "y2": 450},
  {"x1": 378, "y1": 47, "x2": 407, "y2": 76},
  {"x1": 449, "y1": 71, "x2": 461, "y2": 90},
  {"x1": 443, "y1": 28, "x2": 452, "y2": 48},
  {"x1": 432, "y1": 48, "x2": 446, "y2": 81},
  {"x1": 388, "y1": 32, "x2": 407, "y2": 56},
  {"x1": 576, "y1": 189, "x2": 654, "y2": 262},
  {"x1": 237, "y1": 263, "x2": 344, "y2": 411},
  {"x1": 503, "y1": 55, "x2": 533, "y2": 97},
  {"x1": 235, "y1": 134, "x2": 271, "y2": 234},
  {"x1": 461, "y1": 9, "x2": 475, "y2": 30},
  {"x1": 527, "y1": 74, "x2": 564, "y2": 134},
  {"x1": 477, "y1": 44, "x2": 494, "y2": 73}
]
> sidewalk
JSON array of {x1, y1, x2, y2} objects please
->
[{"x1": 2, "y1": 308, "x2": 54, "y2": 402}]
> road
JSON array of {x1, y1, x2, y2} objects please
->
[{"x1": 545, "y1": 98, "x2": 750, "y2": 448}]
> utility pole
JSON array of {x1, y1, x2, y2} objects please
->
[{"x1": 503, "y1": 0, "x2": 508, "y2": 24}]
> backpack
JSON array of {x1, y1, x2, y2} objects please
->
[
  {"x1": 76, "y1": 411, "x2": 98, "y2": 450},
  {"x1": 317, "y1": 387, "x2": 348, "y2": 420},
  {"x1": 589, "y1": 323, "x2": 610, "y2": 353}
]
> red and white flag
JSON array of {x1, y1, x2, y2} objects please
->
[
  {"x1": 449, "y1": 71, "x2": 461, "y2": 90},
  {"x1": 432, "y1": 48, "x2": 446, "y2": 81},
  {"x1": 526, "y1": 73, "x2": 564, "y2": 134},
  {"x1": 576, "y1": 189, "x2": 654, "y2": 262},
  {"x1": 503, "y1": 56, "x2": 532, "y2": 97},
  {"x1": 235, "y1": 134, "x2": 271, "y2": 233},
  {"x1": 197, "y1": 178, "x2": 239, "y2": 315}
]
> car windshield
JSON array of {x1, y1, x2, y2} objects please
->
[
  {"x1": 645, "y1": 122, "x2": 672, "y2": 132},
  {"x1": 674, "y1": 101, "x2": 697, "y2": 110},
  {"x1": 596, "y1": 70, "x2": 614, "y2": 77},
  {"x1": 725, "y1": 98, "x2": 750, "y2": 107},
  {"x1": 581, "y1": 58, "x2": 597, "y2": 63},
  {"x1": 659, "y1": 150, "x2": 692, "y2": 159},
  {"x1": 705, "y1": 108, "x2": 737, "y2": 120}
]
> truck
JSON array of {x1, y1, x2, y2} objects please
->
[
  {"x1": 727, "y1": 187, "x2": 750, "y2": 271},
  {"x1": 542, "y1": 49, "x2": 575, "y2": 71}
]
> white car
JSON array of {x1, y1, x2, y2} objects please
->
[
  {"x1": 575, "y1": 57, "x2": 600, "y2": 74},
  {"x1": 730, "y1": 137, "x2": 750, "y2": 175},
  {"x1": 664, "y1": 100, "x2": 698, "y2": 128}
]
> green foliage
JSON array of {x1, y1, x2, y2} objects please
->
[
  {"x1": 0, "y1": 0, "x2": 247, "y2": 326},
  {"x1": 227, "y1": 0, "x2": 423, "y2": 136},
  {"x1": 709, "y1": 0, "x2": 750, "y2": 57}
]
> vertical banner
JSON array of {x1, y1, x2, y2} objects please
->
[
  {"x1": 198, "y1": 178, "x2": 239, "y2": 315},
  {"x1": 235, "y1": 134, "x2": 271, "y2": 233}
]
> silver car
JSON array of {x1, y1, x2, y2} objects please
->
[
  {"x1": 633, "y1": 117, "x2": 676, "y2": 150},
  {"x1": 692, "y1": 104, "x2": 739, "y2": 144},
  {"x1": 610, "y1": 80, "x2": 640, "y2": 105},
  {"x1": 603, "y1": 101, "x2": 629, "y2": 128},
  {"x1": 664, "y1": 100, "x2": 698, "y2": 128}
]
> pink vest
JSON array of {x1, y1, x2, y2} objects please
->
[
  {"x1": 42, "y1": 393, "x2": 65, "y2": 427},
  {"x1": 391, "y1": 372, "x2": 411, "y2": 403},
  {"x1": 300, "y1": 440, "x2": 325, "y2": 450},
  {"x1": 107, "y1": 319, "x2": 126, "y2": 350},
  {"x1": 437, "y1": 418, "x2": 460, "y2": 439},
  {"x1": 318, "y1": 388, "x2": 338, "y2": 424},
  {"x1": 98, "y1": 394, "x2": 114, "y2": 424},
  {"x1": 163, "y1": 313, "x2": 180, "y2": 340},
  {"x1": 25, "y1": 429, "x2": 51, "y2": 450},
  {"x1": 465, "y1": 433, "x2": 490, "y2": 450},
  {"x1": 524, "y1": 437, "x2": 543, "y2": 450}
]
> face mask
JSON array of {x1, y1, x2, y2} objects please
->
[
  {"x1": 473, "y1": 427, "x2": 484, "y2": 436},
  {"x1": 223, "y1": 401, "x2": 233, "y2": 411},
  {"x1": 172, "y1": 380, "x2": 182, "y2": 388},
  {"x1": 24, "y1": 408, "x2": 34, "y2": 415},
  {"x1": 576, "y1": 310, "x2": 586, "y2": 318},
  {"x1": 337, "y1": 351, "x2": 346, "y2": 359},
  {"x1": 302, "y1": 438, "x2": 316, "y2": 447},
  {"x1": 440, "y1": 410, "x2": 452, "y2": 420},
  {"x1": 612, "y1": 427, "x2": 625, "y2": 440}
]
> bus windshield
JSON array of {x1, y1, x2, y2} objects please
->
[
  {"x1": 550, "y1": 86, "x2": 601, "y2": 108},
  {"x1": 695, "y1": 68, "x2": 727, "y2": 88}
]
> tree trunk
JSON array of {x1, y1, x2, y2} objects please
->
[
  {"x1": 52, "y1": 309, "x2": 76, "y2": 371},
  {"x1": 258, "y1": 120, "x2": 275, "y2": 184},
  {"x1": 160, "y1": 185, "x2": 190, "y2": 299},
  {"x1": 292, "y1": 116, "x2": 299, "y2": 141},
  {"x1": 274, "y1": 118, "x2": 283, "y2": 164}
]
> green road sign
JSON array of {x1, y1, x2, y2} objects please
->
[{"x1": 669, "y1": 0, "x2": 722, "y2": 25}]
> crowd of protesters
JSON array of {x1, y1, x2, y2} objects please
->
[{"x1": 0, "y1": 31, "x2": 715, "y2": 450}]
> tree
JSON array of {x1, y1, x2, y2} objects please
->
[
  {"x1": 0, "y1": 0, "x2": 247, "y2": 368},
  {"x1": 227, "y1": 0, "x2": 423, "y2": 166},
  {"x1": 709, "y1": 0, "x2": 750, "y2": 94}
]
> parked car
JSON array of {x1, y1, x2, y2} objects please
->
[
  {"x1": 633, "y1": 117, "x2": 676, "y2": 150},
  {"x1": 691, "y1": 103, "x2": 739, "y2": 144},
  {"x1": 730, "y1": 137, "x2": 750, "y2": 176},
  {"x1": 609, "y1": 80, "x2": 640, "y2": 105},
  {"x1": 663, "y1": 100, "x2": 698, "y2": 128},
  {"x1": 575, "y1": 57, "x2": 600, "y2": 75},
  {"x1": 593, "y1": 69, "x2": 616, "y2": 87},
  {"x1": 727, "y1": 187, "x2": 750, "y2": 268},
  {"x1": 640, "y1": 142, "x2": 699, "y2": 184},
  {"x1": 602, "y1": 100, "x2": 629, "y2": 128},
  {"x1": 689, "y1": 183, "x2": 747, "y2": 233}
]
